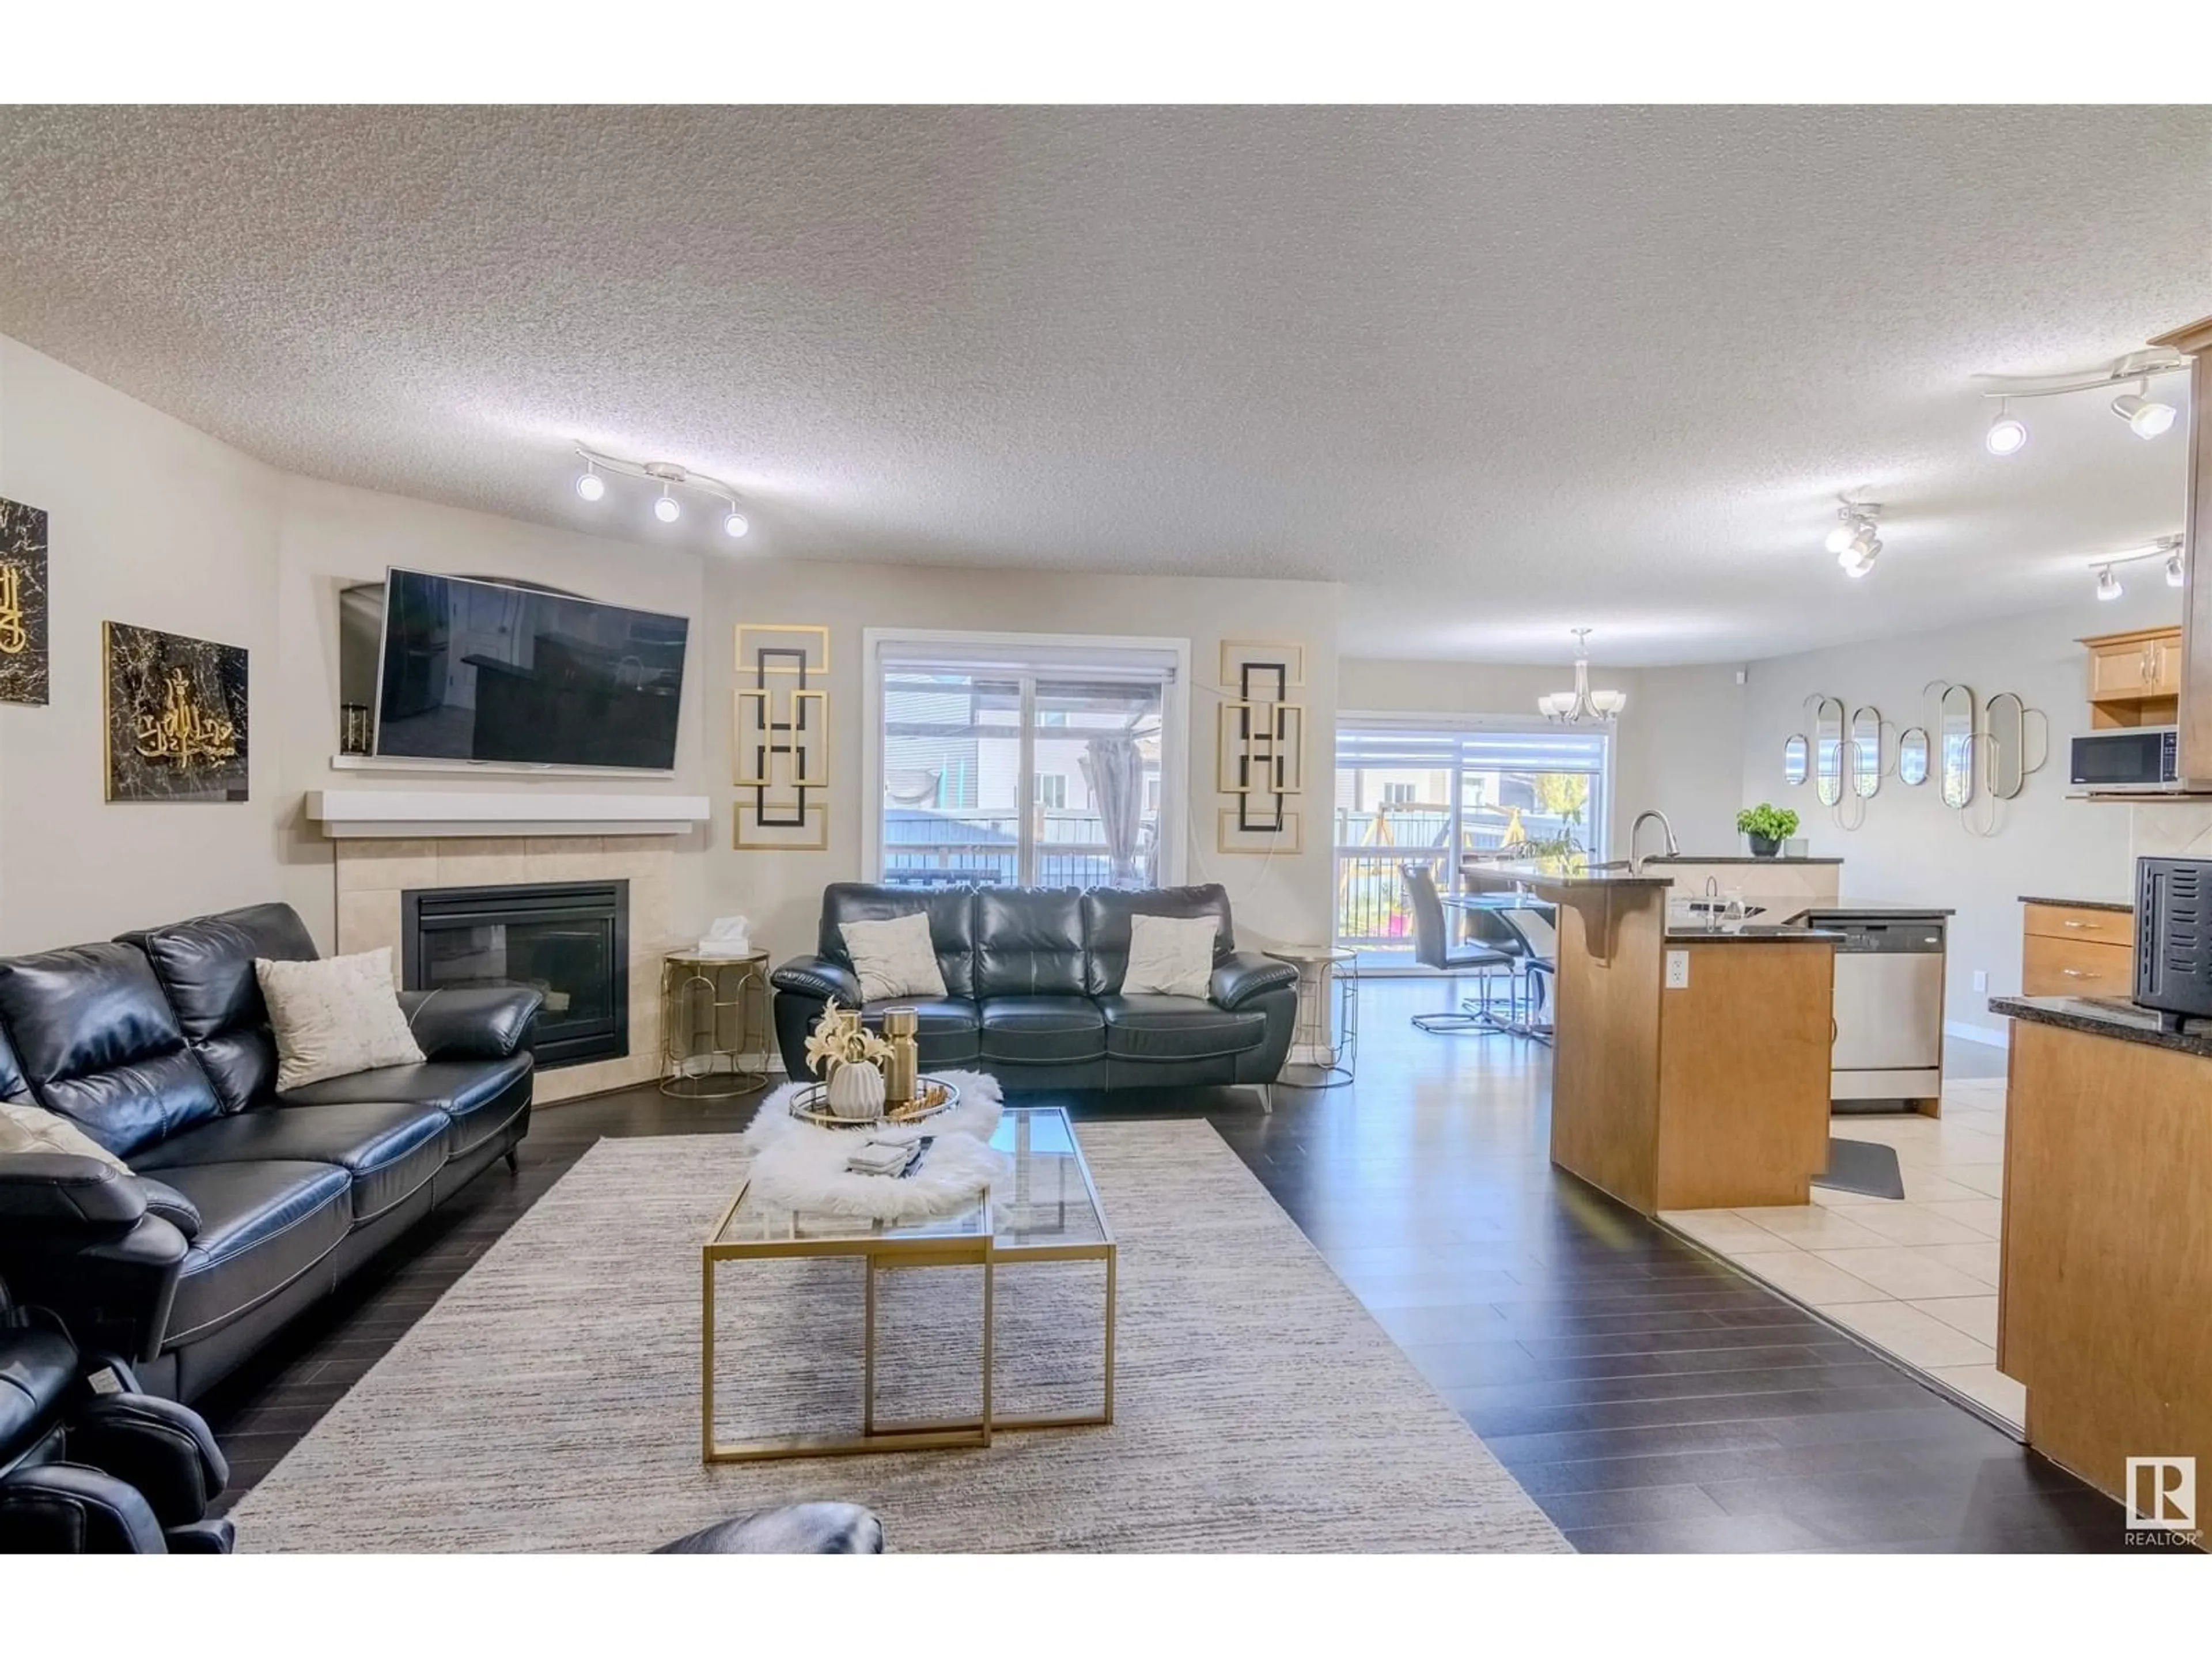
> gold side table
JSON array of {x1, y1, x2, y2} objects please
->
[{"x1": 660, "y1": 949, "x2": 771, "y2": 1100}]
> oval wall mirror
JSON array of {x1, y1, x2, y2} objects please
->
[
  {"x1": 1988, "y1": 691, "x2": 2027, "y2": 800},
  {"x1": 1897, "y1": 726, "x2": 1931, "y2": 786},
  {"x1": 1940, "y1": 684, "x2": 1976, "y2": 809},
  {"x1": 1814, "y1": 696, "x2": 1846, "y2": 807},
  {"x1": 1783, "y1": 733, "x2": 1810, "y2": 786},
  {"x1": 1849, "y1": 706, "x2": 1883, "y2": 800}
]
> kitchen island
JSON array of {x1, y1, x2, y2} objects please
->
[
  {"x1": 1463, "y1": 858, "x2": 1841, "y2": 1214},
  {"x1": 1986, "y1": 994, "x2": 2212, "y2": 1517}
]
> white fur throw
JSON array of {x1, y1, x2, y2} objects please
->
[{"x1": 738, "y1": 1070, "x2": 1009, "y2": 1222}]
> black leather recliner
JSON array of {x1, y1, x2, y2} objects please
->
[
  {"x1": 0, "y1": 902, "x2": 542, "y2": 1403},
  {"x1": 771, "y1": 883, "x2": 1299, "y2": 1104},
  {"x1": 0, "y1": 1277, "x2": 234, "y2": 1552}
]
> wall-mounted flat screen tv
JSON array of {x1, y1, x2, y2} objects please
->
[{"x1": 373, "y1": 569, "x2": 689, "y2": 770}]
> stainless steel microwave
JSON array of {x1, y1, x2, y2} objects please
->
[{"x1": 2071, "y1": 725, "x2": 2180, "y2": 790}]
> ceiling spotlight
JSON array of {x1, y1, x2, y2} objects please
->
[
  {"x1": 1839, "y1": 536, "x2": 1880, "y2": 578},
  {"x1": 2112, "y1": 382, "x2": 2179, "y2": 440},
  {"x1": 1984, "y1": 400, "x2": 2029, "y2": 457},
  {"x1": 2168, "y1": 548, "x2": 2187, "y2": 588},
  {"x1": 575, "y1": 464, "x2": 605, "y2": 502},
  {"x1": 722, "y1": 509, "x2": 750, "y2": 539},
  {"x1": 653, "y1": 486, "x2": 681, "y2": 524},
  {"x1": 1824, "y1": 520, "x2": 1859, "y2": 555},
  {"x1": 2096, "y1": 565, "x2": 2124, "y2": 603}
]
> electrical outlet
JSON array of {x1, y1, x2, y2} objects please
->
[
  {"x1": 1972, "y1": 969, "x2": 1988, "y2": 993},
  {"x1": 1665, "y1": 949, "x2": 1690, "y2": 989}
]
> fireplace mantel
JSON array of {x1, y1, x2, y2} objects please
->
[{"x1": 305, "y1": 789, "x2": 710, "y2": 839}]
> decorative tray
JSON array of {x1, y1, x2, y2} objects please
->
[{"x1": 788, "y1": 1075, "x2": 961, "y2": 1130}]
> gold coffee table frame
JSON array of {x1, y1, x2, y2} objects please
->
[{"x1": 699, "y1": 1105, "x2": 1116, "y2": 1463}]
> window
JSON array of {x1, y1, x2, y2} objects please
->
[
  {"x1": 1332, "y1": 721, "x2": 1609, "y2": 955},
  {"x1": 870, "y1": 634, "x2": 1184, "y2": 890}
]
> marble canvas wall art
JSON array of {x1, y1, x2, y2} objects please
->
[
  {"x1": 104, "y1": 621, "x2": 249, "y2": 802},
  {"x1": 0, "y1": 495, "x2": 50, "y2": 706}
]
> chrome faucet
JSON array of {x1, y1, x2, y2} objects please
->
[{"x1": 1628, "y1": 809, "x2": 1679, "y2": 876}]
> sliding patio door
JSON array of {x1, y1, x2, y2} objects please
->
[{"x1": 1332, "y1": 720, "x2": 1609, "y2": 960}]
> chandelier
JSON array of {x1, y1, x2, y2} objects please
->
[{"x1": 1539, "y1": 628, "x2": 1626, "y2": 725}]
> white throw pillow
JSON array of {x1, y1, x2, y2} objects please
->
[
  {"x1": 0, "y1": 1100, "x2": 132, "y2": 1173},
  {"x1": 256, "y1": 948, "x2": 427, "y2": 1092},
  {"x1": 840, "y1": 912, "x2": 948, "y2": 1005},
  {"x1": 1123, "y1": 913, "x2": 1218, "y2": 999}
]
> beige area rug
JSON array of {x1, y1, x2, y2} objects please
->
[{"x1": 231, "y1": 1120, "x2": 1569, "y2": 1552}]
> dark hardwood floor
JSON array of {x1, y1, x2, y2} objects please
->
[{"x1": 198, "y1": 978, "x2": 2125, "y2": 1551}]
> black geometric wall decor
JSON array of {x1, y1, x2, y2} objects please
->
[
  {"x1": 104, "y1": 621, "x2": 249, "y2": 802},
  {"x1": 732, "y1": 623, "x2": 829, "y2": 850},
  {"x1": 1216, "y1": 640, "x2": 1306, "y2": 854},
  {"x1": 0, "y1": 495, "x2": 50, "y2": 706}
]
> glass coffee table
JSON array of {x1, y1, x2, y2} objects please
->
[{"x1": 700, "y1": 1106, "x2": 1116, "y2": 1462}]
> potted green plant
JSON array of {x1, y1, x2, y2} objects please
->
[{"x1": 1736, "y1": 804, "x2": 1800, "y2": 858}]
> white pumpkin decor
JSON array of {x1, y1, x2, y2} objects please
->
[{"x1": 826, "y1": 1058, "x2": 888, "y2": 1121}]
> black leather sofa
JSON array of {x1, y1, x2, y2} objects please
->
[
  {"x1": 0, "y1": 1275, "x2": 236, "y2": 1552},
  {"x1": 0, "y1": 902, "x2": 541, "y2": 1404},
  {"x1": 771, "y1": 883, "x2": 1299, "y2": 1104}
]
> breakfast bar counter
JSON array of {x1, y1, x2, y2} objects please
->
[{"x1": 1463, "y1": 858, "x2": 1840, "y2": 1214}]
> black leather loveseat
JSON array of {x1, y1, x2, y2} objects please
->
[
  {"x1": 771, "y1": 883, "x2": 1299, "y2": 1104},
  {"x1": 0, "y1": 903, "x2": 540, "y2": 1403}
]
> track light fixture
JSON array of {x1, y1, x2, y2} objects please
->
[
  {"x1": 1974, "y1": 350, "x2": 2186, "y2": 457},
  {"x1": 1984, "y1": 399, "x2": 2029, "y2": 457},
  {"x1": 2090, "y1": 535, "x2": 2186, "y2": 602},
  {"x1": 2112, "y1": 381, "x2": 2179, "y2": 440},
  {"x1": 570, "y1": 444, "x2": 752, "y2": 539},
  {"x1": 1825, "y1": 499, "x2": 1883, "y2": 578}
]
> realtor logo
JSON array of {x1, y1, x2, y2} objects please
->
[{"x1": 2125, "y1": 1457, "x2": 2197, "y2": 1532}]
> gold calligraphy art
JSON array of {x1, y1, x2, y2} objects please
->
[
  {"x1": 104, "y1": 622, "x2": 250, "y2": 803},
  {"x1": 0, "y1": 495, "x2": 48, "y2": 705},
  {"x1": 134, "y1": 668, "x2": 241, "y2": 767}
]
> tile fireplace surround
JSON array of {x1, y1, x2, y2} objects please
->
[{"x1": 334, "y1": 836, "x2": 675, "y2": 1103}]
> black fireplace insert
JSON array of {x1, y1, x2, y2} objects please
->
[{"x1": 401, "y1": 880, "x2": 628, "y2": 1069}]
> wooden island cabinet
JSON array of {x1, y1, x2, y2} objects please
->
[{"x1": 1463, "y1": 859, "x2": 1839, "y2": 1215}]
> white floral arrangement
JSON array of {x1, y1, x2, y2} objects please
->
[{"x1": 802, "y1": 1001, "x2": 892, "y2": 1079}]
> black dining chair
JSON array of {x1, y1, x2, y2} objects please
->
[{"x1": 1402, "y1": 863, "x2": 1517, "y2": 1033}]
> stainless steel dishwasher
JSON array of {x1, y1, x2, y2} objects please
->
[{"x1": 1806, "y1": 910, "x2": 1948, "y2": 1109}]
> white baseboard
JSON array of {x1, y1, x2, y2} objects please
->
[{"x1": 1944, "y1": 1019, "x2": 2009, "y2": 1049}]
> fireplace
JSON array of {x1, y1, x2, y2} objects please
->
[{"x1": 401, "y1": 881, "x2": 630, "y2": 1069}]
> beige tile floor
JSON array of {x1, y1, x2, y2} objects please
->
[{"x1": 1660, "y1": 1074, "x2": 2027, "y2": 1429}]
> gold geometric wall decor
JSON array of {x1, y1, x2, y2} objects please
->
[
  {"x1": 1216, "y1": 639, "x2": 1306, "y2": 850},
  {"x1": 1217, "y1": 807, "x2": 1304, "y2": 856},
  {"x1": 104, "y1": 622, "x2": 249, "y2": 802},
  {"x1": 0, "y1": 495, "x2": 49, "y2": 707},
  {"x1": 733, "y1": 623, "x2": 831, "y2": 850}
]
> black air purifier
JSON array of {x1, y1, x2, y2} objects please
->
[{"x1": 2135, "y1": 857, "x2": 2212, "y2": 1033}]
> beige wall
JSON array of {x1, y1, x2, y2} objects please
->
[
  {"x1": 1337, "y1": 657, "x2": 1748, "y2": 857},
  {"x1": 272, "y1": 472, "x2": 712, "y2": 944},
  {"x1": 1739, "y1": 585, "x2": 2181, "y2": 1040},
  {"x1": 0, "y1": 336, "x2": 289, "y2": 951},
  {"x1": 704, "y1": 562, "x2": 1343, "y2": 964},
  {"x1": 0, "y1": 332, "x2": 713, "y2": 955}
]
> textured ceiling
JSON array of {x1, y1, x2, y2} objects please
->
[{"x1": 1, "y1": 105, "x2": 2207, "y2": 665}]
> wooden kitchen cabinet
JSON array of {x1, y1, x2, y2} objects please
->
[
  {"x1": 2081, "y1": 625, "x2": 2183, "y2": 725},
  {"x1": 2021, "y1": 901, "x2": 2135, "y2": 997}
]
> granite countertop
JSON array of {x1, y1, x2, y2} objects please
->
[
  {"x1": 1461, "y1": 859, "x2": 1669, "y2": 890},
  {"x1": 1665, "y1": 924, "x2": 1844, "y2": 944},
  {"x1": 1643, "y1": 854, "x2": 1844, "y2": 866},
  {"x1": 1990, "y1": 995, "x2": 2212, "y2": 1059},
  {"x1": 2019, "y1": 895, "x2": 2134, "y2": 914},
  {"x1": 1785, "y1": 901, "x2": 1957, "y2": 920}
]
